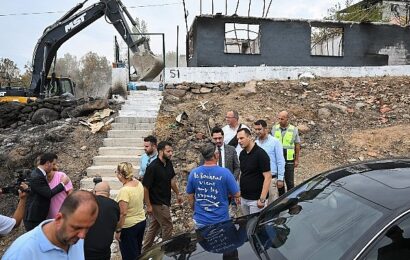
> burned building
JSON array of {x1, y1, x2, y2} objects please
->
[{"x1": 187, "y1": 15, "x2": 410, "y2": 67}]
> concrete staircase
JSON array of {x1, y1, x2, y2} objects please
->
[{"x1": 80, "y1": 89, "x2": 163, "y2": 195}]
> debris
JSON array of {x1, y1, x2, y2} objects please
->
[
  {"x1": 175, "y1": 112, "x2": 188, "y2": 124},
  {"x1": 198, "y1": 101, "x2": 209, "y2": 110}
]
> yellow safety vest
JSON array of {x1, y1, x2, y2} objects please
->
[{"x1": 273, "y1": 124, "x2": 295, "y2": 161}]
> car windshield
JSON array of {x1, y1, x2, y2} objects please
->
[{"x1": 252, "y1": 176, "x2": 385, "y2": 260}]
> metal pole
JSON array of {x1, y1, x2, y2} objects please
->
[
  {"x1": 212, "y1": 0, "x2": 214, "y2": 14},
  {"x1": 200, "y1": 0, "x2": 202, "y2": 15},
  {"x1": 176, "y1": 26, "x2": 179, "y2": 67},
  {"x1": 162, "y1": 33, "x2": 166, "y2": 83},
  {"x1": 226, "y1": 0, "x2": 228, "y2": 15}
]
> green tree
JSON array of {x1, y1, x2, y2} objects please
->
[
  {"x1": 0, "y1": 58, "x2": 20, "y2": 86},
  {"x1": 78, "y1": 52, "x2": 112, "y2": 97},
  {"x1": 55, "y1": 53, "x2": 81, "y2": 87},
  {"x1": 326, "y1": 0, "x2": 385, "y2": 22},
  {"x1": 19, "y1": 61, "x2": 32, "y2": 87}
]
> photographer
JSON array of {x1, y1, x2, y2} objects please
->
[{"x1": 0, "y1": 183, "x2": 28, "y2": 235}]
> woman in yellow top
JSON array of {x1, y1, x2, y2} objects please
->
[{"x1": 115, "y1": 162, "x2": 146, "y2": 260}]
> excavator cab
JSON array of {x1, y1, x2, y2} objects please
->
[{"x1": 46, "y1": 75, "x2": 76, "y2": 97}]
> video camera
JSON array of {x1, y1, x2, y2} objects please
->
[
  {"x1": 1, "y1": 169, "x2": 31, "y2": 195},
  {"x1": 93, "y1": 176, "x2": 102, "y2": 185}
]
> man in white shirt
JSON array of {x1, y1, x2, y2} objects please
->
[{"x1": 222, "y1": 110, "x2": 249, "y2": 156}]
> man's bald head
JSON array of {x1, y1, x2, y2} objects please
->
[
  {"x1": 277, "y1": 111, "x2": 289, "y2": 128},
  {"x1": 94, "y1": 181, "x2": 111, "y2": 197}
]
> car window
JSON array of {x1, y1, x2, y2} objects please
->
[
  {"x1": 254, "y1": 178, "x2": 384, "y2": 260},
  {"x1": 363, "y1": 213, "x2": 410, "y2": 260}
]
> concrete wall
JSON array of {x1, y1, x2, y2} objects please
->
[
  {"x1": 165, "y1": 65, "x2": 410, "y2": 83},
  {"x1": 188, "y1": 15, "x2": 410, "y2": 67}
]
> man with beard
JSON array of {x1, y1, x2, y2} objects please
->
[
  {"x1": 139, "y1": 135, "x2": 158, "y2": 180},
  {"x1": 3, "y1": 190, "x2": 99, "y2": 260},
  {"x1": 24, "y1": 152, "x2": 70, "y2": 231},
  {"x1": 142, "y1": 141, "x2": 183, "y2": 252}
]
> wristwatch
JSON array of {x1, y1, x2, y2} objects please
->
[{"x1": 259, "y1": 198, "x2": 266, "y2": 203}]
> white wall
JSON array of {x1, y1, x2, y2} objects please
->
[{"x1": 164, "y1": 65, "x2": 410, "y2": 83}]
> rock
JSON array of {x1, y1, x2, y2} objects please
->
[
  {"x1": 211, "y1": 87, "x2": 221, "y2": 92},
  {"x1": 355, "y1": 102, "x2": 367, "y2": 110},
  {"x1": 164, "y1": 94, "x2": 180, "y2": 103},
  {"x1": 31, "y1": 108, "x2": 60, "y2": 125},
  {"x1": 403, "y1": 114, "x2": 410, "y2": 119},
  {"x1": 200, "y1": 87, "x2": 212, "y2": 94},
  {"x1": 166, "y1": 89, "x2": 187, "y2": 98},
  {"x1": 80, "y1": 146, "x2": 87, "y2": 151},
  {"x1": 238, "y1": 80, "x2": 257, "y2": 97},
  {"x1": 21, "y1": 106, "x2": 33, "y2": 113},
  {"x1": 297, "y1": 124, "x2": 310, "y2": 134},
  {"x1": 191, "y1": 88, "x2": 201, "y2": 94},
  {"x1": 61, "y1": 107, "x2": 74, "y2": 118},
  {"x1": 195, "y1": 132, "x2": 205, "y2": 140},
  {"x1": 70, "y1": 99, "x2": 109, "y2": 117},
  {"x1": 319, "y1": 103, "x2": 348, "y2": 114},
  {"x1": 176, "y1": 84, "x2": 190, "y2": 90},
  {"x1": 318, "y1": 108, "x2": 332, "y2": 119}
]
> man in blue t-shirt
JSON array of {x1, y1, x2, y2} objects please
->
[{"x1": 187, "y1": 142, "x2": 240, "y2": 228}]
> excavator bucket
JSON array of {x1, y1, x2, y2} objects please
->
[{"x1": 130, "y1": 51, "x2": 164, "y2": 81}]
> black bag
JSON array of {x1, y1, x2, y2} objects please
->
[{"x1": 227, "y1": 124, "x2": 241, "y2": 148}]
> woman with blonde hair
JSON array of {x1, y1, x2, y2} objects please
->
[{"x1": 115, "y1": 162, "x2": 146, "y2": 260}]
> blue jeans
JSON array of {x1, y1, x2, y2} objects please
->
[{"x1": 119, "y1": 220, "x2": 146, "y2": 260}]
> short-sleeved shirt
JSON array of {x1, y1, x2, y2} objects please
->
[
  {"x1": 239, "y1": 143, "x2": 271, "y2": 200},
  {"x1": 2, "y1": 219, "x2": 85, "y2": 260},
  {"x1": 85, "y1": 196, "x2": 120, "y2": 260},
  {"x1": 116, "y1": 182, "x2": 145, "y2": 228},
  {"x1": 139, "y1": 152, "x2": 158, "y2": 178},
  {"x1": 47, "y1": 171, "x2": 73, "y2": 219},
  {"x1": 0, "y1": 215, "x2": 16, "y2": 235},
  {"x1": 186, "y1": 165, "x2": 239, "y2": 226},
  {"x1": 222, "y1": 124, "x2": 250, "y2": 156},
  {"x1": 142, "y1": 158, "x2": 176, "y2": 207}
]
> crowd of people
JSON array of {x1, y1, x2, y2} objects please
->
[{"x1": 0, "y1": 109, "x2": 301, "y2": 260}]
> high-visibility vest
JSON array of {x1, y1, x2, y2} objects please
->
[{"x1": 273, "y1": 124, "x2": 295, "y2": 161}]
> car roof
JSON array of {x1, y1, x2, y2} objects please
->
[{"x1": 322, "y1": 159, "x2": 410, "y2": 210}]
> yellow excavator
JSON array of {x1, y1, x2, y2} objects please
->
[{"x1": 0, "y1": 0, "x2": 163, "y2": 103}]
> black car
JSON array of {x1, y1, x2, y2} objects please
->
[{"x1": 140, "y1": 159, "x2": 410, "y2": 260}]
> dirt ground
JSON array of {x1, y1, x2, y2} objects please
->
[
  {"x1": 155, "y1": 76, "x2": 410, "y2": 233},
  {"x1": 0, "y1": 116, "x2": 111, "y2": 256},
  {"x1": 0, "y1": 76, "x2": 409, "y2": 256}
]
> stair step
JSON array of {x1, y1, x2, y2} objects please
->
[
  {"x1": 119, "y1": 111, "x2": 158, "y2": 117},
  {"x1": 99, "y1": 147, "x2": 145, "y2": 156},
  {"x1": 103, "y1": 138, "x2": 144, "y2": 147},
  {"x1": 121, "y1": 105, "x2": 160, "y2": 111},
  {"x1": 86, "y1": 165, "x2": 140, "y2": 177},
  {"x1": 115, "y1": 117, "x2": 156, "y2": 124},
  {"x1": 93, "y1": 155, "x2": 140, "y2": 166},
  {"x1": 107, "y1": 130, "x2": 151, "y2": 138},
  {"x1": 111, "y1": 123, "x2": 155, "y2": 130},
  {"x1": 81, "y1": 177, "x2": 123, "y2": 190}
]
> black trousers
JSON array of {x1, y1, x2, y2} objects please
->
[
  {"x1": 278, "y1": 162, "x2": 295, "y2": 196},
  {"x1": 119, "y1": 220, "x2": 146, "y2": 260},
  {"x1": 24, "y1": 220, "x2": 41, "y2": 231}
]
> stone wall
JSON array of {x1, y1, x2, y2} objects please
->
[{"x1": 0, "y1": 97, "x2": 109, "y2": 129}]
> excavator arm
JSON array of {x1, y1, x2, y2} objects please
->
[{"x1": 30, "y1": 0, "x2": 149, "y2": 97}]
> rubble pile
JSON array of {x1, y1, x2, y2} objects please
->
[
  {"x1": 0, "y1": 97, "x2": 109, "y2": 128},
  {"x1": 157, "y1": 76, "x2": 410, "y2": 235}
]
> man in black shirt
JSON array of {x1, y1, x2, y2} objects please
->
[
  {"x1": 237, "y1": 128, "x2": 272, "y2": 215},
  {"x1": 84, "y1": 182, "x2": 120, "y2": 260},
  {"x1": 142, "y1": 141, "x2": 183, "y2": 252}
]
